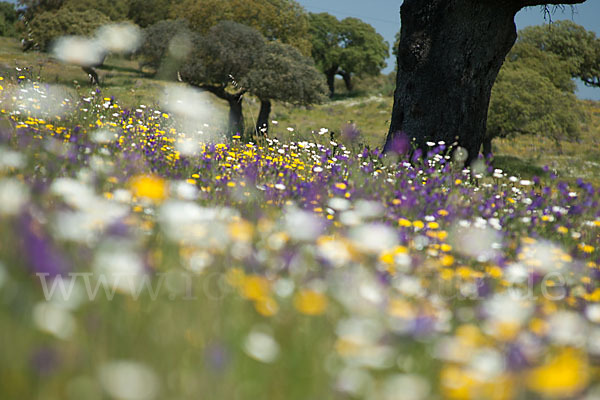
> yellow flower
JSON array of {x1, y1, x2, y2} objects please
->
[
  {"x1": 241, "y1": 275, "x2": 270, "y2": 301},
  {"x1": 526, "y1": 348, "x2": 589, "y2": 398},
  {"x1": 229, "y1": 220, "x2": 254, "y2": 242},
  {"x1": 398, "y1": 218, "x2": 412, "y2": 227},
  {"x1": 293, "y1": 289, "x2": 328, "y2": 315},
  {"x1": 440, "y1": 243, "x2": 452, "y2": 252},
  {"x1": 427, "y1": 221, "x2": 440, "y2": 230},
  {"x1": 441, "y1": 365, "x2": 515, "y2": 400},
  {"x1": 335, "y1": 182, "x2": 347, "y2": 190},
  {"x1": 379, "y1": 251, "x2": 395, "y2": 265},
  {"x1": 413, "y1": 220, "x2": 425, "y2": 230},
  {"x1": 254, "y1": 296, "x2": 279, "y2": 317},
  {"x1": 129, "y1": 175, "x2": 167, "y2": 202},
  {"x1": 441, "y1": 255, "x2": 455, "y2": 267}
]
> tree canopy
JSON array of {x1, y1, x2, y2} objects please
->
[
  {"x1": 169, "y1": 0, "x2": 311, "y2": 55},
  {"x1": 138, "y1": 19, "x2": 192, "y2": 71},
  {"x1": 128, "y1": 0, "x2": 173, "y2": 28},
  {"x1": 308, "y1": 12, "x2": 389, "y2": 96},
  {"x1": 246, "y1": 41, "x2": 327, "y2": 133},
  {"x1": 487, "y1": 62, "x2": 583, "y2": 151},
  {"x1": 483, "y1": 19, "x2": 600, "y2": 156},
  {"x1": 518, "y1": 20, "x2": 600, "y2": 87},
  {"x1": 142, "y1": 20, "x2": 326, "y2": 138},
  {"x1": 27, "y1": 7, "x2": 111, "y2": 51},
  {"x1": 59, "y1": 0, "x2": 129, "y2": 22},
  {"x1": 0, "y1": 1, "x2": 17, "y2": 37}
]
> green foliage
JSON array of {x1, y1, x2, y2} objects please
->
[
  {"x1": 128, "y1": 0, "x2": 173, "y2": 28},
  {"x1": 488, "y1": 63, "x2": 583, "y2": 144},
  {"x1": 60, "y1": 0, "x2": 130, "y2": 21},
  {"x1": 307, "y1": 12, "x2": 340, "y2": 72},
  {"x1": 17, "y1": 0, "x2": 65, "y2": 20},
  {"x1": 170, "y1": 0, "x2": 311, "y2": 55},
  {"x1": 28, "y1": 8, "x2": 111, "y2": 51},
  {"x1": 507, "y1": 42, "x2": 576, "y2": 92},
  {"x1": 0, "y1": 1, "x2": 18, "y2": 37},
  {"x1": 308, "y1": 12, "x2": 389, "y2": 77},
  {"x1": 518, "y1": 20, "x2": 600, "y2": 87},
  {"x1": 138, "y1": 19, "x2": 192, "y2": 70},
  {"x1": 179, "y1": 21, "x2": 266, "y2": 89},
  {"x1": 246, "y1": 41, "x2": 327, "y2": 105},
  {"x1": 392, "y1": 30, "x2": 400, "y2": 60}
]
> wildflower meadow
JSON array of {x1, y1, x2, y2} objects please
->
[
  {"x1": 1, "y1": 66, "x2": 600, "y2": 400},
  {"x1": 1, "y1": 4, "x2": 600, "y2": 395}
]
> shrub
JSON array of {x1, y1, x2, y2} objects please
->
[{"x1": 28, "y1": 8, "x2": 111, "y2": 51}]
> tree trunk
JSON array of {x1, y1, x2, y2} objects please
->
[
  {"x1": 82, "y1": 66, "x2": 100, "y2": 86},
  {"x1": 256, "y1": 99, "x2": 272, "y2": 136},
  {"x1": 325, "y1": 66, "x2": 338, "y2": 98},
  {"x1": 482, "y1": 136, "x2": 493, "y2": 158},
  {"x1": 190, "y1": 84, "x2": 247, "y2": 140},
  {"x1": 384, "y1": 0, "x2": 520, "y2": 164},
  {"x1": 228, "y1": 95, "x2": 244, "y2": 139},
  {"x1": 339, "y1": 70, "x2": 353, "y2": 92},
  {"x1": 384, "y1": 0, "x2": 587, "y2": 163}
]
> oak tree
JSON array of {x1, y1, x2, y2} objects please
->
[
  {"x1": 384, "y1": 0, "x2": 587, "y2": 164},
  {"x1": 308, "y1": 12, "x2": 389, "y2": 97}
]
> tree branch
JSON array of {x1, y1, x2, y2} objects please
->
[{"x1": 519, "y1": 0, "x2": 586, "y2": 6}]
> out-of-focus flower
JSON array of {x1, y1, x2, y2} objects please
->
[
  {"x1": 52, "y1": 36, "x2": 105, "y2": 67},
  {"x1": 98, "y1": 360, "x2": 159, "y2": 400},
  {"x1": 33, "y1": 302, "x2": 76, "y2": 340},
  {"x1": 526, "y1": 348, "x2": 589, "y2": 398},
  {"x1": 243, "y1": 329, "x2": 279, "y2": 363},
  {"x1": 0, "y1": 178, "x2": 29, "y2": 216},
  {"x1": 95, "y1": 23, "x2": 142, "y2": 54},
  {"x1": 293, "y1": 289, "x2": 328, "y2": 315},
  {"x1": 130, "y1": 175, "x2": 168, "y2": 203}
]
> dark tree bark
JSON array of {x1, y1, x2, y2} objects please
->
[
  {"x1": 227, "y1": 95, "x2": 244, "y2": 138},
  {"x1": 325, "y1": 66, "x2": 338, "y2": 97},
  {"x1": 339, "y1": 70, "x2": 353, "y2": 92},
  {"x1": 256, "y1": 99, "x2": 272, "y2": 136},
  {"x1": 384, "y1": 0, "x2": 586, "y2": 164},
  {"x1": 82, "y1": 66, "x2": 100, "y2": 86},
  {"x1": 193, "y1": 84, "x2": 246, "y2": 139},
  {"x1": 482, "y1": 136, "x2": 493, "y2": 158}
]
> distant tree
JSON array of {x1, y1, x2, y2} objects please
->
[
  {"x1": 141, "y1": 20, "x2": 326, "y2": 137},
  {"x1": 169, "y1": 0, "x2": 311, "y2": 55},
  {"x1": 0, "y1": 1, "x2": 18, "y2": 37},
  {"x1": 245, "y1": 41, "x2": 327, "y2": 134},
  {"x1": 179, "y1": 21, "x2": 267, "y2": 138},
  {"x1": 308, "y1": 12, "x2": 389, "y2": 97},
  {"x1": 128, "y1": 0, "x2": 173, "y2": 28},
  {"x1": 17, "y1": 0, "x2": 65, "y2": 21},
  {"x1": 518, "y1": 20, "x2": 600, "y2": 88},
  {"x1": 507, "y1": 41, "x2": 576, "y2": 92},
  {"x1": 138, "y1": 19, "x2": 192, "y2": 71},
  {"x1": 392, "y1": 30, "x2": 400, "y2": 60},
  {"x1": 27, "y1": 8, "x2": 112, "y2": 84},
  {"x1": 27, "y1": 8, "x2": 111, "y2": 51},
  {"x1": 60, "y1": 0, "x2": 130, "y2": 22},
  {"x1": 485, "y1": 62, "x2": 583, "y2": 156}
]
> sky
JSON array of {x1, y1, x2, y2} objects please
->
[{"x1": 296, "y1": 0, "x2": 600, "y2": 100}]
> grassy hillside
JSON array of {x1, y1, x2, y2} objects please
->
[{"x1": 1, "y1": 36, "x2": 599, "y2": 184}]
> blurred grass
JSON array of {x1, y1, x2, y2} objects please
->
[{"x1": 1, "y1": 36, "x2": 599, "y2": 184}]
